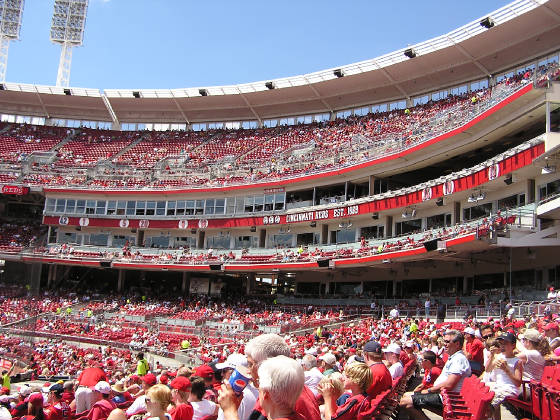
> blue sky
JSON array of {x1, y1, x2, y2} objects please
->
[{"x1": 8, "y1": 0, "x2": 510, "y2": 90}]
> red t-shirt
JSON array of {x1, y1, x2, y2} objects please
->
[
  {"x1": 78, "y1": 367, "x2": 107, "y2": 387},
  {"x1": 465, "y1": 338, "x2": 484, "y2": 364},
  {"x1": 294, "y1": 385, "x2": 321, "y2": 420},
  {"x1": 422, "y1": 366, "x2": 442, "y2": 387},
  {"x1": 87, "y1": 399, "x2": 116, "y2": 420},
  {"x1": 332, "y1": 393, "x2": 371, "y2": 420},
  {"x1": 367, "y1": 363, "x2": 392, "y2": 397},
  {"x1": 45, "y1": 402, "x2": 71, "y2": 420},
  {"x1": 169, "y1": 402, "x2": 193, "y2": 420},
  {"x1": 251, "y1": 385, "x2": 320, "y2": 420}
]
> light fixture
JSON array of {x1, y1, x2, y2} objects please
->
[
  {"x1": 404, "y1": 48, "x2": 417, "y2": 59},
  {"x1": 542, "y1": 165, "x2": 556, "y2": 174},
  {"x1": 199, "y1": 89, "x2": 208, "y2": 96},
  {"x1": 265, "y1": 81, "x2": 275, "y2": 90},
  {"x1": 132, "y1": 91, "x2": 141, "y2": 98},
  {"x1": 333, "y1": 69, "x2": 344, "y2": 78},
  {"x1": 480, "y1": 17, "x2": 495, "y2": 29}
]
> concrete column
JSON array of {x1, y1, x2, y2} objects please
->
[
  {"x1": 246, "y1": 273, "x2": 256, "y2": 294},
  {"x1": 325, "y1": 281, "x2": 330, "y2": 295},
  {"x1": 385, "y1": 216, "x2": 393, "y2": 238},
  {"x1": 454, "y1": 201, "x2": 461, "y2": 225},
  {"x1": 429, "y1": 278, "x2": 433, "y2": 294},
  {"x1": 463, "y1": 276, "x2": 468, "y2": 295},
  {"x1": 117, "y1": 270, "x2": 125, "y2": 292},
  {"x1": 526, "y1": 179, "x2": 536, "y2": 204},
  {"x1": 368, "y1": 175, "x2": 376, "y2": 196},
  {"x1": 182, "y1": 272, "x2": 190, "y2": 293},
  {"x1": 503, "y1": 271, "x2": 508, "y2": 287},
  {"x1": 393, "y1": 279, "x2": 398, "y2": 297}
]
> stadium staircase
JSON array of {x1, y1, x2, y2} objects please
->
[{"x1": 109, "y1": 132, "x2": 150, "y2": 161}]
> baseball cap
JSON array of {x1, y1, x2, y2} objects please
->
[
  {"x1": 497, "y1": 332, "x2": 516, "y2": 344},
  {"x1": 27, "y1": 392, "x2": 43, "y2": 407},
  {"x1": 383, "y1": 343, "x2": 402, "y2": 354},
  {"x1": 170, "y1": 376, "x2": 192, "y2": 392},
  {"x1": 519, "y1": 328, "x2": 541, "y2": 343},
  {"x1": 141, "y1": 373, "x2": 157, "y2": 386},
  {"x1": 363, "y1": 341, "x2": 382, "y2": 354},
  {"x1": 49, "y1": 383, "x2": 64, "y2": 394},
  {"x1": 463, "y1": 327, "x2": 476, "y2": 336},
  {"x1": 544, "y1": 322, "x2": 559, "y2": 331},
  {"x1": 318, "y1": 353, "x2": 336, "y2": 366},
  {"x1": 215, "y1": 353, "x2": 248, "y2": 371},
  {"x1": 94, "y1": 381, "x2": 111, "y2": 395},
  {"x1": 159, "y1": 375, "x2": 169, "y2": 385},
  {"x1": 193, "y1": 365, "x2": 214, "y2": 379},
  {"x1": 18, "y1": 385, "x2": 32, "y2": 397}
]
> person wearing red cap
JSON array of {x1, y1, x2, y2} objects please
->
[
  {"x1": 543, "y1": 322, "x2": 560, "y2": 351},
  {"x1": 126, "y1": 374, "x2": 157, "y2": 417},
  {"x1": 169, "y1": 377, "x2": 193, "y2": 420},
  {"x1": 21, "y1": 392, "x2": 45, "y2": 420},
  {"x1": 192, "y1": 365, "x2": 219, "y2": 403}
]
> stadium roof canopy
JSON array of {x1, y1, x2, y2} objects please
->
[{"x1": 0, "y1": 0, "x2": 559, "y2": 125}]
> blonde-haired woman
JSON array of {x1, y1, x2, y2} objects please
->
[
  {"x1": 319, "y1": 362, "x2": 373, "y2": 420},
  {"x1": 144, "y1": 384, "x2": 172, "y2": 420}
]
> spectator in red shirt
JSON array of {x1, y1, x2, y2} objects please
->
[
  {"x1": 362, "y1": 341, "x2": 392, "y2": 398},
  {"x1": 412, "y1": 351, "x2": 441, "y2": 393},
  {"x1": 87, "y1": 382, "x2": 116, "y2": 420},
  {"x1": 74, "y1": 366, "x2": 107, "y2": 414},
  {"x1": 320, "y1": 361, "x2": 373, "y2": 420},
  {"x1": 44, "y1": 384, "x2": 71, "y2": 420},
  {"x1": 168, "y1": 376, "x2": 193, "y2": 420},
  {"x1": 20, "y1": 392, "x2": 44, "y2": 420},
  {"x1": 61, "y1": 382, "x2": 74, "y2": 406},
  {"x1": 463, "y1": 327, "x2": 484, "y2": 375}
]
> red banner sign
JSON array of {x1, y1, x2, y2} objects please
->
[{"x1": 2, "y1": 185, "x2": 29, "y2": 195}]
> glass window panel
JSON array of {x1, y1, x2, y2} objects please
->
[
  {"x1": 56, "y1": 199, "x2": 66, "y2": 213},
  {"x1": 254, "y1": 196, "x2": 264, "y2": 212},
  {"x1": 46, "y1": 198, "x2": 56, "y2": 212},
  {"x1": 205, "y1": 199, "x2": 215, "y2": 215},
  {"x1": 156, "y1": 201, "x2": 166, "y2": 216},
  {"x1": 95, "y1": 200, "x2": 106, "y2": 215},
  {"x1": 126, "y1": 201, "x2": 136, "y2": 216},
  {"x1": 244, "y1": 196, "x2": 254, "y2": 213},
  {"x1": 167, "y1": 201, "x2": 176, "y2": 216},
  {"x1": 215, "y1": 198, "x2": 225, "y2": 215},
  {"x1": 65, "y1": 199, "x2": 76, "y2": 213},
  {"x1": 86, "y1": 200, "x2": 95, "y2": 215},
  {"x1": 195, "y1": 200, "x2": 205, "y2": 215},
  {"x1": 76, "y1": 200, "x2": 86, "y2": 214}
]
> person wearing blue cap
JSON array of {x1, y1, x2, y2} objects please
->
[{"x1": 362, "y1": 341, "x2": 391, "y2": 398}]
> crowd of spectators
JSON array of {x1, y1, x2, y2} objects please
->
[
  {"x1": 1, "y1": 304, "x2": 559, "y2": 420},
  {"x1": 1, "y1": 63, "x2": 555, "y2": 191}
]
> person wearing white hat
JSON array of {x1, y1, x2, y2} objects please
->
[
  {"x1": 87, "y1": 381, "x2": 116, "y2": 420},
  {"x1": 318, "y1": 353, "x2": 337, "y2": 376},
  {"x1": 383, "y1": 343, "x2": 404, "y2": 379},
  {"x1": 463, "y1": 327, "x2": 484, "y2": 376},
  {"x1": 215, "y1": 353, "x2": 257, "y2": 420}
]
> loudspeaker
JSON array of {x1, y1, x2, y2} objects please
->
[
  {"x1": 424, "y1": 239, "x2": 438, "y2": 252},
  {"x1": 265, "y1": 81, "x2": 275, "y2": 90},
  {"x1": 133, "y1": 91, "x2": 141, "y2": 98},
  {"x1": 436, "y1": 197, "x2": 444, "y2": 207},
  {"x1": 210, "y1": 264, "x2": 222, "y2": 271},
  {"x1": 372, "y1": 212, "x2": 379, "y2": 220},
  {"x1": 199, "y1": 89, "x2": 208, "y2": 96},
  {"x1": 250, "y1": 226, "x2": 257, "y2": 232},
  {"x1": 504, "y1": 175, "x2": 513, "y2": 185},
  {"x1": 100, "y1": 261, "x2": 111, "y2": 268},
  {"x1": 333, "y1": 69, "x2": 344, "y2": 78},
  {"x1": 317, "y1": 258, "x2": 330, "y2": 268},
  {"x1": 310, "y1": 221, "x2": 317, "y2": 228},
  {"x1": 63, "y1": 88, "x2": 71, "y2": 96}
]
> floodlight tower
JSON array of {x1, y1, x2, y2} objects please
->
[
  {"x1": 50, "y1": 0, "x2": 88, "y2": 87},
  {"x1": 0, "y1": 0, "x2": 25, "y2": 83}
]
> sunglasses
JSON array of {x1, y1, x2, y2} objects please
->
[{"x1": 482, "y1": 335, "x2": 493, "y2": 340}]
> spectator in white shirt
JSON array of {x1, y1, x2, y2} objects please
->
[{"x1": 383, "y1": 343, "x2": 404, "y2": 379}]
